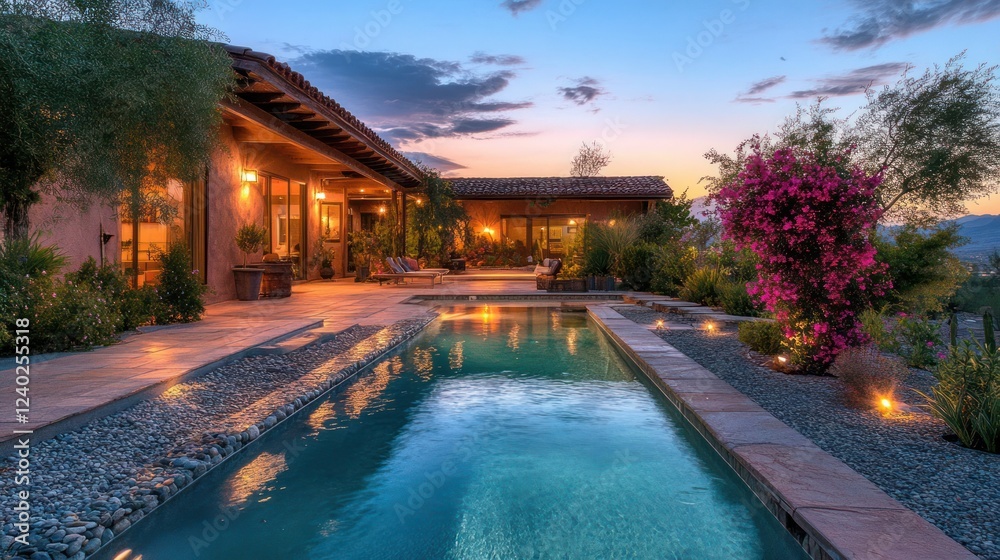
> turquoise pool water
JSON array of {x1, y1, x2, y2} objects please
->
[{"x1": 100, "y1": 306, "x2": 807, "y2": 560}]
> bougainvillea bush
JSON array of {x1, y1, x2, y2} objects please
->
[{"x1": 716, "y1": 142, "x2": 889, "y2": 372}]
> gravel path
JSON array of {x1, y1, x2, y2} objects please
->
[
  {"x1": 614, "y1": 305, "x2": 1000, "y2": 560},
  {"x1": 1, "y1": 317, "x2": 432, "y2": 560}
]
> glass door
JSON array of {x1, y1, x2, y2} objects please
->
[{"x1": 264, "y1": 176, "x2": 305, "y2": 278}]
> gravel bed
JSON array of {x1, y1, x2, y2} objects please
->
[
  {"x1": 1, "y1": 316, "x2": 433, "y2": 560},
  {"x1": 614, "y1": 305, "x2": 1000, "y2": 560}
]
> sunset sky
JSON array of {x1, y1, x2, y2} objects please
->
[{"x1": 200, "y1": 0, "x2": 1000, "y2": 214}]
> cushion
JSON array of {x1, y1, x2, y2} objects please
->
[{"x1": 404, "y1": 257, "x2": 420, "y2": 271}]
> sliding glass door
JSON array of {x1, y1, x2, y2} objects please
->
[{"x1": 263, "y1": 175, "x2": 305, "y2": 278}]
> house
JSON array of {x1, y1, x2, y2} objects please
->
[
  {"x1": 23, "y1": 47, "x2": 671, "y2": 302},
  {"x1": 28, "y1": 46, "x2": 423, "y2": 303},
  {"x1": 449, "y1": 177, "x2": 672, "y2": 260}
]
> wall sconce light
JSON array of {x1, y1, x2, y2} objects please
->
[
  {"x1": 378, "y1": 205, "x2": 386, "y2": 215},
  {"x1": 241, "y1": 169, "x2": 258, "y2": 183},
  {"x1": 315, "y1": 191, "x2": 327, "y2": 201}
]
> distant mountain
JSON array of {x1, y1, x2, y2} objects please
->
[{"x1": 949, "y1": 215, "x2": 1000, "y2": 262}]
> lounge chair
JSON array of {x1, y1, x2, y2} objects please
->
[
  {"x1": 373, "y1": 258, "x2": 445, "y2": 287},
  {"x1": 395, "y1": 257, "x2": 450, "y2": 275},
  {"x1": 534, "y1": 258, "x2": 562, "y2": 290}
]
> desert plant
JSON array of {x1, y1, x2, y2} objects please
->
[
  {"x1": 859, "y1": 308, "x2": 899, "y2": 353},
  {"x1": 922, "y1": 341, "x2": 1000, "y2": 453},
  {"x1": 679, "y1": 267, "x2": 727, "y2": 307},
  {"x1": 833, "y1": 345, "x2": 911, "y2": 407},
  {"x1": 895, "y1": 313, "x2": 942, "y2": 369},
  {"x1": 153, "y1": 243, "x2": 206, "y2": 323},
  {"x1": 586, "y1": 215, "x2": 639, "y2": 279},
  {"x1": 234, "y1": 222, "x2": 267, "y2": 267},
  {"x1": 737, "y1": 321, "x2": 784, "y2": 356},
  {"x1": 720, "y1": 281, "x2": 760, "y2": 317}
]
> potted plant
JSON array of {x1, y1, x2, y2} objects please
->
[
  {"x1": 349, "y1": 230, "x2": 378, "y2": 282},
  {"x1": 233, "y1": 222, "x2": 267, "y2": 301},
  {"x1": 310, "y1": 236, "x2": 337, "y2": 280}
]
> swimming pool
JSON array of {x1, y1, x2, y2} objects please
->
[{"x1": 100, "y1": 306, "x2": 807, "y2": 559}]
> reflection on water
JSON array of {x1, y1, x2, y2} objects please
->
[
  {"x1": 567, "y1": 328, "x2": 578, "y2": 355},
  {"x1": 412, "y1": 346, "x2": 436, "y2": 380},
  {"x1": 222, "y1": 452, "x2": 287, "y2": 506},
  {"x1": 506, "y1": 323, "x2": 520, "y2": 352},
  {"x1": 344, "y1": 356, "x2": 404, "y2": 419},
  {"x1": 448, "y1": 340, "x2": 464, "y2": 371}
]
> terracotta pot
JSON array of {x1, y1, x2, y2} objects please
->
[{"x1": 233, "y1": 267, "x2": 265, "y2": 301}]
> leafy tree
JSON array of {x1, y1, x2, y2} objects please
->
[
  {"x1": 637, "y1": 190, "x2": 698, "y2": 244},
  {"x1": 0, "y1": 0, "x2": 233, "y2": 239},
  {"x1": 407, "y1": 168, "x2": 468, "y2": 264},
  {"x1": 570, "y1": 141, "x2": 612, "y2": 177},
  {"x1": 705, "y1": 54, "x2": 1000, "y2": 223},
  {"x1": 873, "y1": 225, "x2": 969, "y2": 313}
]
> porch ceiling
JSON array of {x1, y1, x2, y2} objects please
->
[{"x1": 224, "y1": 46, "x2": 424, "y2": 190}]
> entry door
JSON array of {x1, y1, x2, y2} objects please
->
[{"x1": 265, "y1": 176, "x2": 305, "y2": 278}]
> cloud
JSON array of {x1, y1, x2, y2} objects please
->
[
  {"x1": 501, "y1": 0, "x2": 544, "y2": 15},
  {"x1": 734, "y1": 75, "x2": 786, "y2": 103},
  {"x1": 822, "y1": 0, "x2": 1000, "y2": 50},
  {"x1": 402, "y1": 152, "x2": 467, "y2": 173},
  {"x1": 470, "y1": 52, "x2": 526, "y2": 66},
  {"x1": 746, "y1": 75, "x2": 786, "y2": 95},
  {"x1": 291, "y1": 50, "x2": 532, "y2": 143},
  {"x1": 558, "y1": 77, "x2": 606, "y2": 106},
  {"x1": 788, "y1": 62, "x2": 909, "y2": 99}
]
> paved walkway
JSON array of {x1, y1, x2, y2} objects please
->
[{"x1": 0, "y1": 276, "x2": 565, "y2": 447}]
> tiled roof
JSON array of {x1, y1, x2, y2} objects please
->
[
  {"x1": 224, "y1": 45, "x2": 423, "y2": 186},
  {"x1": 448, "y1": 177, "x2": 672, "y2": 199}
]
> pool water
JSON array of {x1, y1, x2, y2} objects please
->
[{"x1": 100, "y1": 306, "x2": 807, "y2": 560}]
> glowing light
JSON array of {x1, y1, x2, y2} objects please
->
[
  {"x1": 241, "y1": 169, "x2": 258, "y2": 183},
  {"x1": 570, "y1": 220, "x2": 577, "y2": 225},
  {"x1": 378, "y1": 206, "x2": 386, "y2": 215},
  {"x1": 880, "y1": 398, "x2": 893, "y2": 412},
  {"x1": 315, "y1": 191, "x2": 327, "y2": 200},
  {"x1": 705, "y1": 322, "x2": 716, "y2": 332},
  {"x1": 112, "y1": 551, "x2": 133, "y2": 560},
  {"x1": 777, "y1": 356, "x2": 788, "y2": 363},
  {"x1": 655, "y1": 319, "x2": 665, "y2": 330},
  {"x1": 241, "y1": 184, "x2": 251, "y2": 198},
  {"x1": 415, "y1": 198, "x2": 423, "y2": 206},
  {"x1": 609, "y1": 219, "x2": 616, "y2": 227}
]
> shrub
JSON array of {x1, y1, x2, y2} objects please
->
[
  {"x1": 738, "y1": 321, "x2": 784, "y2": 356},
  {"x1": 154, "y1": 243, "x2": 206, "y2": 323},
  {"x1": 69, "y1": 257, "x2": 159, "y2": 331},
  {"x1": 720, "y1": 281, "x2": 760, "y2": 317},
  {"x1": 679, "y1": 267, "x2": 726, "y2": 306},
  {"x1": 649, "y1": 244, "x2": 695, "y2": 297},
  {"x1": 120, "y1": 285, "x2": 161, "y2": 330},
  {"x1": 620, "y1": 242, "x2": 656, "y2": 291},
  {"x1": 0, "y1": 235, "x2": 65, "y2": 352},
  {"x1": 874, "y1": 225, "x2": 968, "y2": 314},
  {"x1": 832, "y1": 345, "x2": 910, "y2": 407},
  {"x1": 715, "y1": 144, "x2": 888, "y2": 372},
  {"x1": 895, "y1": 313, "x2": 942, "y2": 369},
  {"x1": 923, "y1": 341, "x2": 1000, "y2": 453},
  {"x1": 34, "y1": 279, "x2": 121, "y2": 352},
  {"x1": 859, "y1": 308, "x2": 898, "y2": 353}
]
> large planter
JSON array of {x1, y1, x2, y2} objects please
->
[
  {"x1": 355, "y1": 265, "x2": 371, "y2": 282},
  {"x1": 587, "y1": 275, "x2": 617, "y2": 291},
  {"x1": 320, "y1": 265, "x2": 335, "y2": 280},
  {"x1": 255, "y1": 262, "x2": 294, "y2": 298},
  {"x1": 232, "y1": 267, "x2": 265, "y2": 301}
]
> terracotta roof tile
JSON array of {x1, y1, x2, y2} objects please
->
[{"x1": 448, "y1": 177, "x2": 672, "y2": 199}]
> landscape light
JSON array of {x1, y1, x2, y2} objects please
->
[
  {"x1": 315, "y1": 191, "x2": 327, "y2": 201},
  {"x1": 655, "y1": 319, "x2": 665, "y2": 330},
  {"x1": 880, "y1": 398, "x2": 893, "y2": 412}
]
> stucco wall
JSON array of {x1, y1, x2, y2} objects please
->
[{"x1": 27, "y1": 192, "x2": 120, "y2": 274}]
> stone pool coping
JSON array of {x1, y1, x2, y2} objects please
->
[{"x1": 587, "y1": 304, "x2": 976, "y2": 560}]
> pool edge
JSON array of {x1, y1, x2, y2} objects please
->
[{"x1": 587, "y1": 303, "x2": 976, "y2": 560}]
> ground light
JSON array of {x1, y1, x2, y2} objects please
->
[
  {"x1": 655, "y1": 319, "x2": 665, "y2": 331},
  {"x1": 880, "y1": 398, "x2": 894, "y2": 414}
]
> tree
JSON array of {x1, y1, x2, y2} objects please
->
[
  {"x1": 857, "y1": 54, "x2": 1000, "y2": 220},
  {"x1": 873, "y1": 225, "x2": 969, "y2": 313},
  {"x1": 704, "y1": 54, "x2": 1000, "y2": 223},
  {"x1": 716, "y1": 142, "x2": 889, "y2": 372},
  {"x1": 407, "y1": 168, "x2": 468, "y2": 264},
  {"x1": 570, "y1": 141, "x2": 612, "y2": 177},
  {"x1": 0, "y1": 0, "x2": 233, "y2": 239}
]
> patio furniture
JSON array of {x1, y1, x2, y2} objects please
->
[
  {"x1": 396, "y1": 257, "x2": 450, "y2": 275},
  {"x1": 545, "y1": 278, "x2": 588, "y2": 292},
  {"x1": 534, "y1": 258, "x2": 562, "y2": 290},
  {"x1": 373, "y1": 258, "x2": 446, "y2": 287}
]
